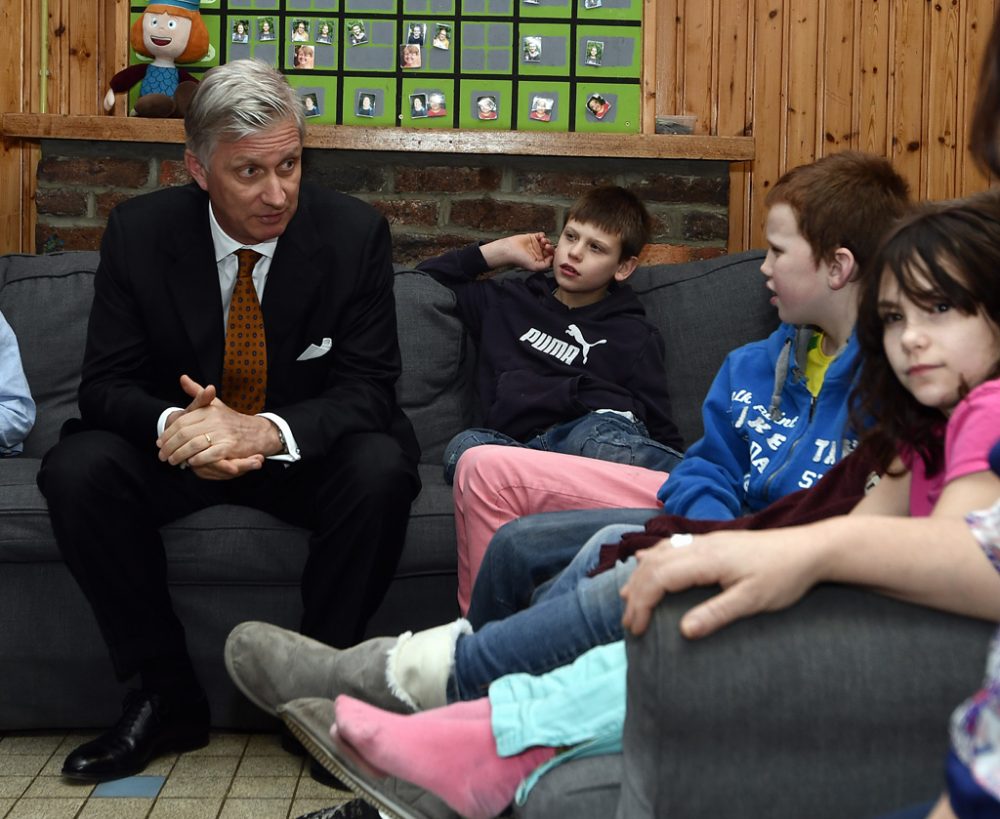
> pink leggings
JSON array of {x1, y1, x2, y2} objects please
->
[{"x1": 451, "y1": 446, "x2": 668, "y2": 614}]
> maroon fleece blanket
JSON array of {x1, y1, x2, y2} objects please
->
[{"x1": 592, "y1": 442, "x2": 881, "y2": 575}]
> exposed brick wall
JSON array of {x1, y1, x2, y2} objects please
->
[{"x1": 35, "y1": 139, "x2": 729, "y2": 266}]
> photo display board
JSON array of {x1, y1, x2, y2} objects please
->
[{"x1": 129, "y1": 0, "x2": 643, "y2": 132}]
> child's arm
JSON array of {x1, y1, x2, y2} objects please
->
[
  {"x1": 478, "y1": 232, "x2": 554, "y2": 274},
  {"x1": 621, "y1": 467, "x2": 1000, "y2": 639},
  {"x1": 0, "y1": 311, "x2": 35, "y2": 453},
  {"x1": 657, "y1": 355, "x2": 753, "y2": 519},
  {"x1": 415, "y1": 233, "x2": 553, "y2": 285},
  {"x1": 927, "y1": 795, "x2": 956, "y2": 819}
]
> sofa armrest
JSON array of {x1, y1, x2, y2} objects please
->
[{"x1": 619, "y1": 585, "x2": 995, "y2": 819}]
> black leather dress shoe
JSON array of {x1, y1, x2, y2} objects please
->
[
  {"x1": 62, "y1": 690, "x2": 210, "y2": 781},
  {"x1": 295, "y1": 800, "x2": 380, "y2": 819},
  {"x1": 281, "y1": 726, "x2": 349, "y2": 790}
]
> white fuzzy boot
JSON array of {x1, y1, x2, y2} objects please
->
[{"x1": 385, "y1": 619, "x2": 472, "y2": 711}]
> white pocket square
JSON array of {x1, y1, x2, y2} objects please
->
[{"x1": 297, "y1": 338, "x2": 333, "y2": 361}]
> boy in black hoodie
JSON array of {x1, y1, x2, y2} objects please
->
[{"x1": 416, "y1": 186, "x2": 684, "y2": 483}]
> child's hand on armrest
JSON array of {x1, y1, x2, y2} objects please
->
[{"x1": 479, "y1": 232, "x2": 554, "y2": 274}]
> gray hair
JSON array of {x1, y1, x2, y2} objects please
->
[{"x1": 185, "y1": 60, "x2": 306, "y2": 167}]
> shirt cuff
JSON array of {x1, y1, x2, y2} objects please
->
[
  {"x1": 157, "y1": 407, "x2": 183, "y2": 438},
  {"x1": 259, "y1": 412, "x2": 301, "y2": 462}
]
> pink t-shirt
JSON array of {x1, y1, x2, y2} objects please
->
[{"x1": 906, "y1": 378, "x2": 1000, "y2": 517}]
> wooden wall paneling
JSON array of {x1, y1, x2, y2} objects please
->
[
  {"x1": 99, "y1": 1, "x2": 131, "y2": 120},
  {"x1": 66, "y1": 0, "x2": 100, "y2": 115},
  {"x1": 747, "y1": 0, "x2": 788, "y2": 248},
  {"x1": 716, "y1": 0, "x2": 752, "y2": 138},
  {"x1": 46, "y1": 0, "x2": 68, "y2": 114},
  {"x1": 820, "y1": 0, "x2": 859, "y2": 152},
  {"x1": 785, "y1": 0, "x2": 820, "y2": 166},
  {"x1": 654, "y1": 0, "x2": 681, "y2": 117},
  {"x1": 679, "y1": 0, "x2": 718, "y2": 134},
  {"x1": 0, "y1": 0, "x2": 26, "y2": 253},
  {"x1": 924, "y1": 0, "x2": 962, "y2": 199},
  {"x1": 857, "y1": 0, "x2": 891, "y2": 157},
  {"x1": 716, "y1": 0, "x2": 753, "y2": 249},
  {"x1": 889, "y1": 0, "x2": 927, "y2": 195},
  {"x1": 956, "y1": 0, "x2": 995, "y2": 194},
  {"x1": 642, "y1": 0, "x2": 657, "y2": 133}
]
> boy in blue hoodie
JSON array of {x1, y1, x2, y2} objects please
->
[
  {"x1": 416, "y1": 185, "x2": 684, "y2": 483},
  {"x1": 657, "y1": 153, "x2": 904, "y2": 518}
]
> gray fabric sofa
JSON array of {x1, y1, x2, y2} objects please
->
[
  {"x1": 5, "y1": 247, "x2": 986, "y2": 816},
  {"x1": 0, "y1": 247, "x2": 774, "y2": 733}
]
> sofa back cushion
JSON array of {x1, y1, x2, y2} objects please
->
[
  {"x1": 629, "y1": 249, "x2": 775, "y2": 447},
  {"x1": 393, "y1": 270, "x2": 475, "y2": 465},
  {"x1": 0, "y1": 252, "x2": 99, "y2": 458}
]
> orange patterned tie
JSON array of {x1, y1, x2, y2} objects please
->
[{"x1": 221, "y1": 248, "x2": 267, "y2": 414}]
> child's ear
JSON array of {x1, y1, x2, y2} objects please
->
[
  {"x1": 827, "y1": 247, "x2": 857, "y2": 290},
  {"x1": 185, "y1": 150, "x2": 209, "y2": 192},
  {"x1": 614, "y1": 256, "x2": 640, "y2": 283}
]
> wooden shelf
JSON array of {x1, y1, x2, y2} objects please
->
[{"x1": 1, "y1": 113, "x2": 754, "y2": 161}]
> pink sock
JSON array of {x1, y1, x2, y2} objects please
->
[{"x1": 333, "y1": 695, "x2": 556, "y2": 819}]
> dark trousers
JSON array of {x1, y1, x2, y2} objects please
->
[{"x1": 37, "y1": 428, "x2": 419, "y2": 686}]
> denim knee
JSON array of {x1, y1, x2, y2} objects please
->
[{"x1": 443, "y1": 428, "x2": 520, "y2": 484}]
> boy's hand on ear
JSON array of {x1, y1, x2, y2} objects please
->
[{"x1": 481, "y1": 233, "x2": 555, "y2": 273}]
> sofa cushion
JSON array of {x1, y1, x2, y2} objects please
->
[
  {"x1": 629, "y1": 249, "x2": 774, "y2": 448},
  {"x1": 0, "y1": 252, "x2": 99, "y2": 458},
  {"x1": 393, "y1": 269, "x2": 474, "y2": 465}
]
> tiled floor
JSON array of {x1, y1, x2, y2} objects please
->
[{"x1": 0, "y1": 730, "x2": 355, "y2": 819}]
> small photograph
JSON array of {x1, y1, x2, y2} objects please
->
[
  {"x1": 584, "y1": 0, "x2": 603, "y2": 8},
  {"x1": 302, "y1": 93, "x2": 320, "y2": 118},
  {"x1": 529, "y1": 95, "x2": 554, "y2": 122},
  {"x1": 432, "y1": 24, "x2": 451, "y2": 51},
  {"x1": 410, "y1": 93, "x2": 428, "y2": 118},
  {"x1": 586, "y1": 93, "x2": 611, "y2": 120},
  {"x1": 348, "y1": 20, "x2": 368, "y2": 46},
  {"x1": 523, "y1": 36, "x2": 542, "y2": 63},
  {"x1": 357, "y1": 92, "x2": 376, "y2": 117},
  {"x1": 401, "y1": 43, "x2": 422, "y2": 69},
  {"x1": 427, "y1": 92, "x2": 447, "y2": 117},
  {"x1": 407, "y1": 23, "x2": 425, "y2": 46},
  {"x1": 258, "y1": 18, "x2": 275, "y2": 41},
  {"x1": 315, "y1": 21, "x2": 334, "y2": 44},
  {"x1": 476, "y1": 95, "x2": 498, "y2": 120},
  {"x1": 294, "y1": 44, "x2": 315, "y2": 69},
  {"x1": 232, "y1": 20, "x2": 250, "y2": 43},
  {"x1": 585, "y1": 40, "x2": 604, "y2": 66},
  {"x1": 291, "y1": 19, "x2": 309, "y2": 42}
]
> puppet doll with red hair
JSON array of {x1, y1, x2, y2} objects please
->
[{"x1": 104, "y1": 0, "x2": 210, "y2": 117}]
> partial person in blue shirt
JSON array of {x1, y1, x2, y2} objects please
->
[{"x1": 0, "y1": 309, "x2": 35, "y2": 456}]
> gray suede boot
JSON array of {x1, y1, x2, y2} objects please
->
[
  {"x1": 224, "y1": 621, "x2": 409, "y2": 716},
  {"x1": 279, "y1": 697, "x2": 459, "y2": 819}
]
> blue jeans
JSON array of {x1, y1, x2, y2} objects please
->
[
  {"x1": 466, "y1": 507, "x2": 660, "y2": 628},
  {"x1": 447, "y1": 523, "x2": 644, "y2": 702},
  {"x1": 442, "y1": 411, "x2": 684, "y2": 484}
]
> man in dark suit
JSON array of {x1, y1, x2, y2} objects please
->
[{"x1": 37, "y1": 59, "x2": 420, "y2": 781}]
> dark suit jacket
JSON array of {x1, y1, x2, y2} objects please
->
[{"x1": 79, "y1": 182, "x2": 419, "y2": 465}]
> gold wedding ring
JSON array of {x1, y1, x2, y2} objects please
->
[{"x1": 204, "y1": 433, "x2": 213, "y2": 446}]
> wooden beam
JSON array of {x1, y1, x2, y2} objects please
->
[{"x1": 1, "y1": 114, "x2": 756, "y2": 161}]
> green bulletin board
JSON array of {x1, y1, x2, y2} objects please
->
[{"x1": 129, "y1": 0, "x2": 643, "y2": 132}]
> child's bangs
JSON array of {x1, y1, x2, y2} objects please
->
[{"x1": 882, "y1": 228, "x2": 980, "y2": 316}]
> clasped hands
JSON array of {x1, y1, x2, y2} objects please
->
[
  {"x1": 619, "y1": 527, "x2": 822, "y2": 640},
  {"x1": 155, "y1": 374, "x2": 275, "y2": 480}
]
